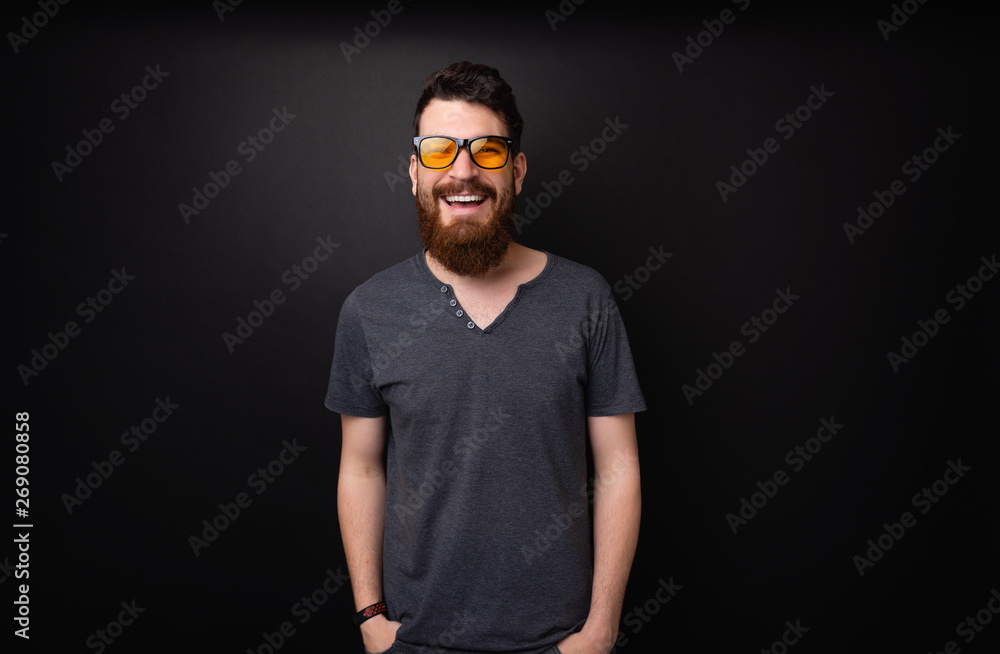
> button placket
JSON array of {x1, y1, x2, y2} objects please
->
[{"x1": 437, "y1": 283, "x2": 476, "y2": 331}]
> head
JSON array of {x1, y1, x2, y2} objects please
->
[{"x1": 409, "y1": 62, "x2": 527, "y2": 278}]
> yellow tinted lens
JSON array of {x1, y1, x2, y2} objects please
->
[
  {"x1": 470, "y1": 137, "x2": 508, "y2": 168},
  {"x1": 420, "y1": 138, "x2": 457, "y2": 167}
]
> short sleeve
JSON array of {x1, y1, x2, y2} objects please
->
[
  {"x1": 324, "y1": 291, "x2": 388, "y2": 417},
  {"x1": 584, "y1": 292, "x2": 647, "y2": 417}
]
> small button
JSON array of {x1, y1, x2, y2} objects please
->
[
  {"x1": 467, "y1": 321, "x2": 475, "y2": 329},
  {"x1": 440, "y1": 285, "x2": 448, "y2": 293},
  {"x1": 456, "y1": 309, "x2": 464, "y2": 317},
  {"x1": 449, "y1": 299, "x2": 457, "y2": 307}
]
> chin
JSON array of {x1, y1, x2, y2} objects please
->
[{"x1": 415, "y1": 179, "x2": 517, "y2": 277}]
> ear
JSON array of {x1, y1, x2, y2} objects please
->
[
  {"x1": 512, "y1": 151, "x2": 527, "y2": 196},
  {"x1": 409, "y1": 154, "x2": 418, "y2": 196}
]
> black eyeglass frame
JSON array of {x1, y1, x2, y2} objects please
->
[{"x1": 412, "y1": 135, "x2": 519, "y2": 170}]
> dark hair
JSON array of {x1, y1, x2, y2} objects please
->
[{"x1": 413, "y1": 61, "x2": 524, "y2": 144}]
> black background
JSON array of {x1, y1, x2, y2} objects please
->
[{"x1": 3, "y1": 1, "x2": 998, "y2": 652}]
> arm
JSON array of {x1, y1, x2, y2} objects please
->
[
  {"x1": 558, "y1": 413, "x2": 641, "y2": 654},
  {"x1": 337, "y1": 413, "x2": 400, "y2": 652}
]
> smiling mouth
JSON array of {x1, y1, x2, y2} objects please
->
[{"x1": 443, "y1": 194, "x2": 487, "y2": 207}]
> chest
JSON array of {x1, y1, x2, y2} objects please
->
[
  {"x1": 454, "y1": 285, "x2": 519, "y2": 328},
  {"x1": 373, "y1": 304, "x2": 591, "y2": 426}
]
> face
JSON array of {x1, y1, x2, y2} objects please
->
[{"x1": 410, "y1": 99, "x2": 527, "y2": 277}]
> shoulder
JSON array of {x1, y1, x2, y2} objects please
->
[
  {"x1": 543, "y1": 251, "x2": 614, "y2": 299},
  {"x1": 340, "y1": 252, "x2": 427, "y2": 317},
  {"x1": 347, "y1": 252, "x2": 425, "y2": 300}
]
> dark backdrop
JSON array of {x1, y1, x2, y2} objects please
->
[{"x1": 4, "y1": 1, "x2": 998, "y2": 652}]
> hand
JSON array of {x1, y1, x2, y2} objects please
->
[
  {"x1": 555, "y1": 629, "x2": 612, "y2": 654},
  {"x1": 360, "y1": 614, "x2": 401, "y2": 653}
]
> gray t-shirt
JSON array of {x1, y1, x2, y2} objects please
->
[{"x1": 325, "y1": 249, "x2": 646, "y2": 654}]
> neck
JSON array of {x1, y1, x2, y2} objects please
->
[{"x1": 425, "y1": 242, "x2": 525, "y2": 286}]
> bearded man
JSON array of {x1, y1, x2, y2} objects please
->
[{"x1": 325, "y1": 61, "x2": 645, "y2": 654}]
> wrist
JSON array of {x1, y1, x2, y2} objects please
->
[
  {"x1": 353, "y1": 600, "x2": 388, "y2": 627},
  {"x1": 580, "y1": 621, "x2": 617, "y2": 651},
  {"x1": 359, "y1": 613, "x2": 388, "y2": 632}
]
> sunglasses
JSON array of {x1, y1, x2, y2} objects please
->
[{"x1": 413, "y1": 135, "x2": 518, "y2": 170}]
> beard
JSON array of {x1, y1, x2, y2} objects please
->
[{"x1": 415, "y1": 175, "x2": 516, "y2": 278}]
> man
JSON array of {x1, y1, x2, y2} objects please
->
[{"x1": 326, "y1": 61, "x2": 645, "y2": 654}]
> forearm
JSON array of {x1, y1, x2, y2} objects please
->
[
  {"x1": 583, "y1": 456, "x2": 641, "y2": 648},
  {"x1": 338, "y1": 468, "x2": 387, "y2": 610}
]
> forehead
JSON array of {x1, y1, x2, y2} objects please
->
[{"x1": 418, "y1": 99, "x2": 508, "y2": 138}]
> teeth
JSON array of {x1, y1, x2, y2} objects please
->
[{"x1": 444, "y1": 195, "x2": 485, "y2": 203}]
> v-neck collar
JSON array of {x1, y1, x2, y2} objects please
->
[{"x1": 415, "y1": 248, "x2": 555, "y2": 334}]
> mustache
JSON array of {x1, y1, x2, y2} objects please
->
[{"x1": 432, "y1": 180, "x2": 497, "y2": 200}]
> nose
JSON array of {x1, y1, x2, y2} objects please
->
[{"x1": 447, "y1": 145, "x2": 479, "y2": 180}]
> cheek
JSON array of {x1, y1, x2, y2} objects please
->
[{"x1": 416, "y1": 171, "x2": 447, "y2": 197}]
